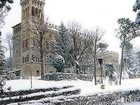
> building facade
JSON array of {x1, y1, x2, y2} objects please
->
[
  {"x1": 13, "y1": 0, "x2": 57, "y2": 77},
  {"x1": 13, "y1": 0, "x2": 119, "y2": 77}
]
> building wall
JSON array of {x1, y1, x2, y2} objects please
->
[
  {"x1": 13, "y1": 23, "x2": 22, "y2": 70},
  {"x1": 103, "y1": 51, "x2": 119, "y2": 74},
  {"x1": 13, "y1": 0, "x2": 119, "y2": 77},
  {"x1": 13, "y1": 0, "x2": 57, "y2": 77}
]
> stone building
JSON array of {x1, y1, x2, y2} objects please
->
[
  {"x1": 103, "y1": 51, "x2": 119, "y2": 74},
  {"x1": 12, "y1": 0, "x2": 119, "y2": 78},
  {"x1": 13, "y1": 0, "x2": 57, "y2": 77}
]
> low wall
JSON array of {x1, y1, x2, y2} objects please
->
[{"x1": 42, "y1": 73, "x2": 93, "y2": 81}]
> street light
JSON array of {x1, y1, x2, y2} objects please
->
[
  {"x1": 30, "y1": 42, "x2": 33, "y2": 89},
  {"x1": 98, "y1": 58, "x2": 103, "y2": 84},
  {"x1": 30, "y1": 60, "x2": 33, "y2": 89}
]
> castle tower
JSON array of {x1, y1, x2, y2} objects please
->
[
  {"x1": 20, "y1": 0, "x2": 45, "y2": 24},
  {"x1": 20, "y1": 0, "x2": 45, "y2": 76}
]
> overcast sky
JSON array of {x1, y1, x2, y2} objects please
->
[{"x1": 2, "y1": 0, "x2": 140, "y2": 57}]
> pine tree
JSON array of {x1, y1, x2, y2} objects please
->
[
  {"x1": 57, "y1": 22, "x2": 72, "y2": 68},
  {"x1": 116, "y1": 18, "x2": 140, "y2": 85}
]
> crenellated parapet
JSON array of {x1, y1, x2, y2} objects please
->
[
  {"x1": 20, "y1": 0, "x2": 45, "y2": 6},
  {"x1": 47, "y1": 23, "x2": 59, "y2": 31}
]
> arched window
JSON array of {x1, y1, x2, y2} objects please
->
[
  {"x1": 35, "y1": 8, "x2": 38, "y2": 17},
  {"x1": 27, "y1": 54, "x2": 29, "y2": 62},
  {"x1": 40, "y1": 2, "x2": 42, "y2": 7},
  {"x1": 39, "y1": 9, "x2": 41, "y2": 18},
  {"x1": 32, "y1": 6, "x2": 35, "y2": 16},
  {"x1": 37, "y1": 1, "x2": 40, "y2": 7}
]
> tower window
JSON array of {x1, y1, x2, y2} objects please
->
[
  {"x1": 35, "y1": 8, "x2": 38, "y2": 17},
  {"x1": 27, "y1": 54, "x2": 29, "y2": 62},
  {"x1": 32, "y1": 7, "x2": 35, "y2": 16},
  {"x1": 22, "y1": 57, "x2": 24, "y2": 63}
]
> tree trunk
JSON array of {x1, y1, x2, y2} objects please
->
[
  {"x1": 40, "y1": 36, "x2": 44, "y2": 79},
  {"x1": 40, "y1": 54, "x2": 44, "y2": 78},
  {"x1": 76, "y1": 63, "x2": 79, "y2": 75},
  {"x1": 100, "y1": 64, "x2": 103, "y2": 84},
  {"x1": 119, "y1": 37, "x2": 126, "y2": 85},
  {"x1": 93, "y1": 39, "x2": 97, "y2": 85}
]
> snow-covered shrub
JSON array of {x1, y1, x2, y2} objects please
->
[
  {"x1": 42, "y1": 73, "x2": 93, "y2": 81},
  {"x1": 42, "y1": 73, "x2": 77, "y2": 81},
  {"x1": 52, "y1": 55, "x2": 65, "y2": 72},
  {"x1": 77, "y1": 74, "x2": 93, "y2": 81}
]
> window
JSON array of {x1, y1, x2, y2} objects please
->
[
  {"x1": 25, "y1": 39, "x2": 28, "y2": 48},
  {"x1": 27, "y1": 54, "x2": 29, "y2": 62},
  {"x1": 22, "y1": 57, "x2": 24, "y2": 63},
  {"x1": 22, "y1": 41, "x2": 25, "y2": 48},
  {"x1": 32, "y1": 55, "x2": 35, "y2": 61},
  {"x1": 36, "y1": 70, "x2": 39, "y2": 76},
  {"x1": 32, "y1": 7, "x2": 35, "y2": 16}
]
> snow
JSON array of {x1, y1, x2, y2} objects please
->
[
  {"x1": 2, "y1": 77, "x2": 140, "y2": 104},
  {"x1": 125, "y1": 102, "x2": 140, "y2": 105},
  {"x1": 4, "y1": 78, "x2": 140, "y2": 96}
]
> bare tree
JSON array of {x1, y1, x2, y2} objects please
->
[
  {"x1": 5, "y1": 33, "x2": 13, "y2": 58},
  {"x1": 31, "y1": 18, "x2": 52, "y2": 78},
  {"x1": 5, "y1": 33, "x2": 13, "y2": 70},
  {"x1": 55, "y1": 21, "x2": 93, "y2": 75},
  {"x1": 89, "y1": 28, "x2": 105, "y2": 85}
]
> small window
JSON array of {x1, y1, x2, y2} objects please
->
[
  {"x1": 22, "y1": 57, "x2": 24, "y2": 63},
  {"x1": 32, "y1": 55, "x2": 35, "y2": 61},
  {"x1": 27, "y1": 54, "x2": 29, "y2": 62},
  {"x1": 36, "y1": 70, "x2": 39, "y2": 76},
  {"x1": 32, "y1": 6, "x2": 35, "y2": 16}
]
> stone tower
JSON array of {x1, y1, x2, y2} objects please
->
[
  {"x1": 18, "y1": 0, "x2": 45, "y2": 77},
  {"x1": 20, "y1": 0, "x2": 45, "y2": 76},
  {"x1": 20, "y1": 0, "x2": 45, "y2": 24},
  {"x1": 13, "y1": 0, "x2": 57, "y2": 77}
]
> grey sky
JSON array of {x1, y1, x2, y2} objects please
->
[{"x1": 2, "y1": 0, "x2": 140, "y2": 57}]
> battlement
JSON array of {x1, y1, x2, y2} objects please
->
[
  {"x1": 47, "y1": 23, "x2": 59, "y2": 30},
  {"x1": 20, "y1": 0, "x2": 45, "y2": 6},
  {"x1": 47, "y1": 23, "x2": 93, "y2": 39}
]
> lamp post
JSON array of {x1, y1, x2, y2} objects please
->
[
  {"x1": 30, "y1": 42, "x2": 33, "y2": 89},
  {"x1": 30, "y1": 60, "x2": 33, "y2": 89},
  {"x1": 98, "y1": 58, "x2": 103, "y2": 84}
]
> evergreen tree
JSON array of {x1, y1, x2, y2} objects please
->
[
  {"x1": 57, "y1": 22, "x2": 72, "y2": 68},
  {"x1": 116, "y1": 18, "x2": 140, "y2": 85},
  {"x1": 0, "y1": 0, "x2": 13, "y2": 8},
  {"x1": 123, "y1": 42, "x2": 133, "y2": 73}
]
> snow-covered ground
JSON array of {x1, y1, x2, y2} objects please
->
[
  {"x1": 125, "y1": 102, "x2": 140, "y2": 105},
  {"x1": 3, "y1": 78, "x2": 140, "y2": 104},
  {"x1": 4, "y1": 78, "x2": 140, "y2": 96}
]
